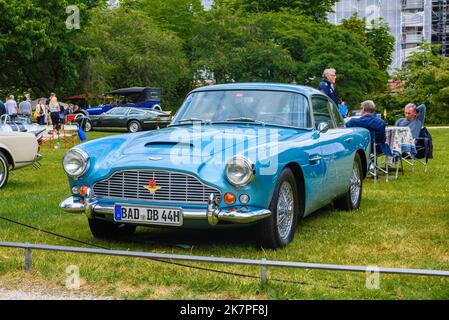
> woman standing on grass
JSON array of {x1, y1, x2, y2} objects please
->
[
  {"x1": 49, "y1": 93, "x2": 60, "y2": 133},
  {"x1": 35, "y1": 99, "x2": 45, "y2": 125}
]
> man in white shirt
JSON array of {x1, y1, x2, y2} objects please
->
[{"x1": 4, "y1": 95, "x2": 18, "y2": 121}]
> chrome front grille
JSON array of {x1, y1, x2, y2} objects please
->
[{"x1": 93, "y1": 170, "x2": 221, "y2": 204}]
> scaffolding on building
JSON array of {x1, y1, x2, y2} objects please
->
[{"x1": 432, "y1": 0, "x2": 449, "y2": 56}]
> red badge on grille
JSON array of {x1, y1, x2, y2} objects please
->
[{"x1": 144, "y1": 179, "x2": 161, "y2": 195}]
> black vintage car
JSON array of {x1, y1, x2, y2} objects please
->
[
  {"x1": 86, "y1": 87, "x2": 162, "y2": 116},
  {"x1": 77, "y1": 107, "x2": 171, "y2": 133}
]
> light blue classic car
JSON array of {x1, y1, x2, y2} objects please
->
[{"x1": 60, "y1": 83, "x2": 371, "y2": 248}]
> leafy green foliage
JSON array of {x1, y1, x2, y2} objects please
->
[
  {"x1": 1, "y1": 0, "x2": 395, "y2": 113},
  {"x1": 191, "y1": 8, "x2": 297, "y2": 83},
  {"x1": 393, "y1": 41, "x2": 449, "y2": 124},
  {"x1": 216, "y1": 0, "x2": 338, "y2": 22},
  {"x1": 301, "y1": 27, "x2": 388, "y2": 106},
  {"x1": 76, "y1": 7, "x2": 189, "y2": 109},
  {"x1": 0, "y1": 0, "x2": 101, "y2": 97},
  {"x1": 341, "y1": 14, "x2": 395, "y2": 72}
]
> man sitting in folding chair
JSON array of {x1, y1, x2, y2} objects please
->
[
  {"x1": 346, "y1": 100, "x2": 400, "y2": 181},
  {"x1": 395, "y1": 104, "x2": 432, "y2": 172}
]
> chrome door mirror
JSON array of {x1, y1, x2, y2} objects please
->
[{"x1": 317, "y1": 122, "x2": 329, "y2": 134}]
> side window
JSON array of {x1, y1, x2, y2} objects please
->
[
  {"x1": 328, "y1": 100, "x2": 344, "y2": 128},
  {"x1": 129, "y1": 109, "x2": 145, "y2": 116},
  {"x1": 312, "y1": 96, "x2": 334, "y2": 129}
]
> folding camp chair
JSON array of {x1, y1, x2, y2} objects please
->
[
  {"x1": 368, "y1": 139, "x2": 401, "y2": 182},
  {"x1": 401, "y1": 127, "x2": 432, "y2": 173}
]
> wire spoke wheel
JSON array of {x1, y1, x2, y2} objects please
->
[
  {"x1": 350, "y1": 162, "x2": 362, "y2": 208},
  {"x1": 277, "y1": 181, "x2": 295, "y2": 241}
]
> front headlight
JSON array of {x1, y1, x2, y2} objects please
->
[
  {"x1": 63, "y1": 148, "x2": 89, "y2": 177},
  {"x1": 226, "y1": 156, "x2": 255, "y2": 187}
]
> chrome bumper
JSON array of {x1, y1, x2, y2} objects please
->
[{"x1": 59, "y1": 193, "x2": 271, "y2": 226}]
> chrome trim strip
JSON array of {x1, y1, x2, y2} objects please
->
[{"x1": 59, "y1": 196, "x2": 271, "y2": 224}]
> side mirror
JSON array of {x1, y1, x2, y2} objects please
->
[{"x1": 317, "y1": 122, "x2": 329, "y2": 134}]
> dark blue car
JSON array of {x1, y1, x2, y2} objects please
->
[{"x1": 86, "y1": 87, "x2": 162, "y2": 116}]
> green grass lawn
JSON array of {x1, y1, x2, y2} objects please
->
[{"x1": 0, "y1": 129, "x2": 448, "y2": 300}]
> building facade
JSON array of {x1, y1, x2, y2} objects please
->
[{"x1": 329, "y1": 0, "x2": 433, "y2": 71}]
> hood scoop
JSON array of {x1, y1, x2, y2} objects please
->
[{"x1": 145, "y1": 141, "x2": 194, "y2": 149}]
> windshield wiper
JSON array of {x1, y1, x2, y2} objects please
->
[
  {"x1": 170, "y1": 118, "x2": 210, "y2": 126},
  {"x1": 223, "y1": 117, "x2": 266, "y2": 125}
]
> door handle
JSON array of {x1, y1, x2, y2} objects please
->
[
  {"x1": 309, "y1": 156, "x2": 322, "y2": 164},
  {"x1": 345, "y1": 138, "x2": 353, "y2": 144}
]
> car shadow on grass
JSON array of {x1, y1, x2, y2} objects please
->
[
  {"x1": 126, "y1": 227, "x2": 257, "y2": 251},
  {"x1": 110, "y1": 205, "x2": 339, "y2": 251}
]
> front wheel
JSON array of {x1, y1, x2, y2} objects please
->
[
  {"x1": 0, "y1": 151, "x2": 10, "y2": 189},
  {"x1": 88, "y1": 219, "x2": 136, "y2": 239},
  {"x1": 334, "y1": 153, "x2": 363, "y2": 211},
  {"x1": 84, "y1": 119, "x2": 92, "y2": 132},
  {"x1": 255, "y1": 168, "x2": 299, "y2": 249}
]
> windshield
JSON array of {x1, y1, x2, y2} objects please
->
[{"x1": 173, "y1": 90, "x2": 311, "y2": 128}]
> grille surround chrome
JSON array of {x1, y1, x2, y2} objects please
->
[{"x1": 93, "y1": 170, "x2": 221, "y2": 204}]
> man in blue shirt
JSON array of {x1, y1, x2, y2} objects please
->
[
  {"x1": 395, "y1": 104, "x2": 426, "y2": 139},
  {"x1": 346, "y1": 100, "x2": 386, "y2": 144},
  {"x1": 318, "y1": 68, "x2": 339, "y2": 106}
]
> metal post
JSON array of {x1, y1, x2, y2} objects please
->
[
  {"x1": 261, "y1": 258, "x2": 267, "y2": 283},
  {"x1": 25, "y1": 243, "x2": 32, "y2": 273}
]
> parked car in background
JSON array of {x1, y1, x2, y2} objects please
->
[
  {"x1": 85, "y1": 87, "x2": 162, "y2": 116},
  {"x1": 0, "y1": 132, "x2": 42, "y2": 188},
  {"x1": 75, "y1": 107, "x2": 171, "y2": 133},
  {"x1": 60, "y1": 83, "x2": 370, "y2": 249},
  {"x1": 0, "y1": 115, "x2": 45, "y2": 140}
]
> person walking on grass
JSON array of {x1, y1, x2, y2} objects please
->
[
  {"x1": 4, "y1": 95, "x2": 18, "y2": 122},
  {"x1": 35, "y1": 99, "x2": 46, "y2": 126},
  {"x1": 49, "y1": 92, "x2": 61, "y2": 133},
  {"x1": 19, "y1": 96, "x2": 32, "y2": 122}
]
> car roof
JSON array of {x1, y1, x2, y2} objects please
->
[{"x1": 189, "y1": 83, "x2": 324, "y2": 96}]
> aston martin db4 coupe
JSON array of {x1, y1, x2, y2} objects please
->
[
  {"x1": 0, "y1": 132, "x2": 42, "y2": 189},
  {"x1": 79, "y1": 107, "x2": 171, "y2": 133},
  {"x1": 60, "y1": 83, "x2": 371, "y2": 248}
]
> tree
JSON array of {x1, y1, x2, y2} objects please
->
[
  {"x1": 0, "y1": 0, "x2": 102, "y2": 97},
  {"x1": 76, "y1": 7, "x2": 189, "y2": 109},
  {"x1": 341, "y1": 14, "x2": 395, "y2": 72},
  {"x1": 393, "y1": 41, "x2": 449, "y2": 124},
  {"x1": 191, "y1": 8, "x2": 296, "y2": 83},
  {"x1": 301, "y1": 28, "x2": 388, "y2": 106},
  {"x1": 216, "y1": 0, "x2": 338, "y2": 22}
]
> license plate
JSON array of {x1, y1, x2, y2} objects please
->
[{"x1": 114, "y1": 204, "x2": 183, "y2": 226}]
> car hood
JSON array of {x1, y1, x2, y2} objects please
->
[{"x1": 121, "y1": 124, "x2": 299, "y2": 157}]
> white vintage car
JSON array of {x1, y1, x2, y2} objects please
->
[{"x1": 0, "y1": 132, "x2": 42, "y2": 188}]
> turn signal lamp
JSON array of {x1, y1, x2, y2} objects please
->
[
  {"x1": 79, "y1": 185, "x2": 89, "y2": 196},
  {"x1": 224, "y1": 193, "x2": 236, "y2": 205}
]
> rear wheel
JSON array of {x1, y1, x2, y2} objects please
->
[
  {"x1": 256, "y1": 168, "x2": 299, "y2": 249},
  {"x1": 334, "y1": 153, "x2": 363, "y2": 211},
  {"x1": 88, "y1": 219, "x2": 136, "y2": 239},
  {"x1": 128, "y1": 120, "x2": 142, "y2": 133},
  {"x1": 0, "y1": 151, "x2": 10, "y2": 189}
]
